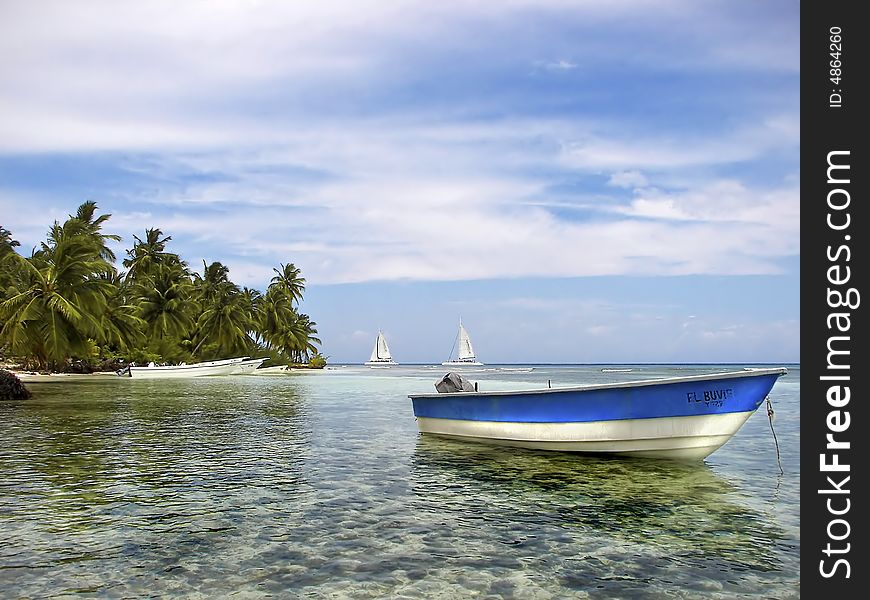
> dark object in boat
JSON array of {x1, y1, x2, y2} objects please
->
[{"x1": 435, "y1": 372, "x2": 476, "y2": 393}]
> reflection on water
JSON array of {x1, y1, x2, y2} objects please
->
[
  {"x1": 411, "y1": 436, "x2": 784, "y2": 572},
  {"x1": 1, "y1": 377, "x2": 312, "y2": 596},
  {"x1": 0, "y1": 366, "x2": 799, "y2": 598}
]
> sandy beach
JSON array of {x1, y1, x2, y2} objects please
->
[
  {"x1": 10, "y1": 371, "x2": 121, "y2": 382},
  {"x1": 6, "y1": 366, "x2": 322, "y2": 381}
]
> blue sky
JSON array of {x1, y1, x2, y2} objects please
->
[{"x1": 0, "y1": 0, "x2": 799, "y2": 364}]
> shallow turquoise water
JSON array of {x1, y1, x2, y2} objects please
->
[{"x1": 1, "y1": 365, "x2": 799, "y2": 598}]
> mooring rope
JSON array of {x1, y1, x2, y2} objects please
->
[{"x1": 766, "y1": 395, "x2": 783, "y2": 475}]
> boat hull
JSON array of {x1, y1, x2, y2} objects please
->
[
  {"x1": 127, "y1": 357, "x2": 248, "y2": 379},
  {"x1": 230, "y1": 358, "x2": 268, "y2": 374},
  {"x1": 409, "y1": 368, "x2": 787, "y2": 460},
  {"x1": 416, "y1": 412, "x2": 754, "y2": 459},
  {"x1": 441, "y1": 361, "x2": 483, "y2": 367}
]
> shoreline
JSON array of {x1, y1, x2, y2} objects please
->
[
  {"x1": 7, "y1": 366, "x2": 324, "y2": 381},
  {"x1": 11, "y1": 371, "x2": 122, "y2": 381}
]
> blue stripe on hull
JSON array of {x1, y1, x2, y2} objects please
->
[{"x1": 410, "y1": 372, "x2": 782, "y2": 423}]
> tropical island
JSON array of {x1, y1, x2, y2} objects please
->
[{"x1": 0, "y1": 202, "x2": 324, "y2": 374}]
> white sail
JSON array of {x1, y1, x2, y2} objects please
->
[
  {"x1": 368, "y1": 341, "x2": 380, "y2": 362},
  {"x1": 457, "y1": 324, "x2": 475, "y2": 360},
  {"x1": 442, "y1": 319, "x2": 483, "y2": 366},
  {"x1": 376, "y1": 331, "x2": 393, "y2": 360},
  {"x1": 366, "y1": 330, "x2": 397, "y2": 366}
]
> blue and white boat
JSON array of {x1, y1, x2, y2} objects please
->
[{"x1": 409, "y1": 367, "x2": 788, "y2": 460}]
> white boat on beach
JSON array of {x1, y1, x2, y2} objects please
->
[
  {"x1": 230, "y1": 357, "x2": 268, "y2": 374},
  {"x1": 441, "y1": 319, "x2": 483, "y2": 367},
  {"x1": 122, "y1": 357, "x2": 249, "y2": 378},
  {"x1": 365, "y1": 330, "x2": 398, "y2": 367}
]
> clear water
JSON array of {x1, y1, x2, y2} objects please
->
[{"x1": 1, "y1": 365, "x2": 799, "y2": 598}]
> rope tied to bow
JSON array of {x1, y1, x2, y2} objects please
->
[{"x1": 766, "y1": 395, "x2": 783, "y2": 475}]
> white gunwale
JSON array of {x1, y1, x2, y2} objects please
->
[{"x1": 409, "y1": 367, "x2": 787, "y2": 399}]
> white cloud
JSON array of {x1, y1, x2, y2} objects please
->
[
  {"x1": 616, "y1": 180, "x2": 799, "y2": 244},
  {"x1": 1, "y1": 0, "x2": 798, "y2": 288},
  {"x1": 3, "y1": 147, "x2": 800, "y2": 288},
  {"x1": 542, "y1": 59, "x2": 578, "y2": 70},
  {"x1": 1, "y1": 0, "x2": 797, "y2": 153},
  {"x1": 586, "y1": 325, "x2": 613, "y2": 336},
  {"x1": 560, "y1": 114, "x2": 798, "y2": 171},
  {"x1": 608, "y1": 170, "x2": 648, "y2": 188}
]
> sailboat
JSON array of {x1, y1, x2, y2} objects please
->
[
  {"x1": 441, "y1": 319, "x2": 483, "y2": 366},
  {"x1": 365, "y1": 330, "x2": 398, "y2": 367}
]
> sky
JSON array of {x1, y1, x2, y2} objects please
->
[{"x1": 0, "y1": 0, "x2": 800, "y2": 364}]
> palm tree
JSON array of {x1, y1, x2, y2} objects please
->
[
  {"x1": 293, "y1": 313, "x2": 322, "y2": 362},
  {"x1": 194, "y1": 260, "x2": 231, "y2": 301},
  {"x1": 270, "y1": 262, "x2": 306, "y2": 306},
  {"x1": 240, "y1": 287, "x2": 264, "y2": 350},
  {"x1": 135, "y1": 265, "x2": 196, "y2": 343},
  {"x1": 256, "y1": 262, "x2": 320, "y2": 362},
  {"x1": 50, "y1": 201, "x2": 122, "y2": 262},
  {"x1": 257, "y1": 287, "x2": 293, "y2": 352},
  {"x1": 0, "y1": 236, "x2": 114, "y2": 370},
  {"x1": 0, "y1": 226, "x2": 22, "y2": 303},
  {"x1": 0, "y1": 225, "x2": 20, "y2": 257},
  {"x1": 257, "y1": 297, "x2": 321, "y2": 363},
  {"x1": 189, "y1": 261, "x2": 254, "y2": 358},
  {"x1": 123, "y1": 228, "x2": 178, "y2": 283},
  {"x1": 193, "y1": 287, "x2": 255, "y2": 358},
  {"x1": 4, "y1": 205, "x2": 325, "y2": 368},
  {"x1": 97, "y1": 272, "x2": 146, "y2": 352},
  {"x1": 241, "y1": 287, "x2": 262, "y2": 313}
]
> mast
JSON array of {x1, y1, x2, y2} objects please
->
[{"x1": 369, "y1": 334, "x2": 381, "y2": 362}]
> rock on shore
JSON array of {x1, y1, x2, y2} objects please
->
[{"x1": 0, "y1": 369, "x2": 33, "y2": 400}]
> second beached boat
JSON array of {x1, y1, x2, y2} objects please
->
[{"x1": 229, "y1": 357, "x2": 268, "y2": 374}]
